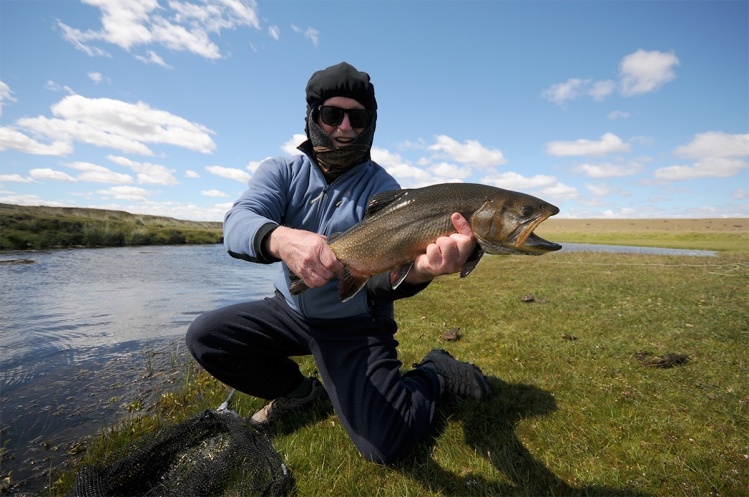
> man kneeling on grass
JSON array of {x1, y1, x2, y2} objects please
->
[{"x1": 186, "y1": 62, "x2": 490, "y2": 464}]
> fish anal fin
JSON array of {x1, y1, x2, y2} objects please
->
[
  {"x1": 338, "y1": 267, "x2": 369, "y2": 302},
  {"x1": 460, "y1": 246, "x2": 485, "y2": 278},
  {"x1": 390, "y1": 262, "x2": 413, "y2": 289}
]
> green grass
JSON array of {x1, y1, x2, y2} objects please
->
[
  {"x1": 0, "y1": 203, "x2": 223, "y2": 250},
  {"x1": 550, "y1": 231, "x2": 747, "y2": 253},
  {"x1": 53, "y1": 248, "x2": 749, "y2": 496}
]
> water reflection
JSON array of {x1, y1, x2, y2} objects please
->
[{"x1": 561, "y1": 242, "x2": 716, "y2": 257}]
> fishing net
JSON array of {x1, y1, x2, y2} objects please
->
[{"x1": 65, "y1": 393, "x2": 293, "y2": 497}]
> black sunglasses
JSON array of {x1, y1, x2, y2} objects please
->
[{"x1": 317, "y1": 105, "x2": 373, "y2": 129}]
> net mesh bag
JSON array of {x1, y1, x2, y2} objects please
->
[{"x1": 65, "y1": 408, "x2": 293, "y2": 497}]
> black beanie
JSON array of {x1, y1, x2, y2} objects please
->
[{"x1": 305, "y1": 62, "x2": 377, "y2": 114}]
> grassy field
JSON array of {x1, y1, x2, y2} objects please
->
[
  {"x1": 49, "y1": 219, "x2": 748, "y2": 496},
  {"x1": 0, "y1": 203, "x2": 223, "y2": 250}
]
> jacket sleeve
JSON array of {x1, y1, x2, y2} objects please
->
[{"x1": 223, "y1": 158, "x2": 287, "y2": 264}]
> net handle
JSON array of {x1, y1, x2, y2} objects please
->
[{"x1": 217, "y1": 388, "x2": 236, "y2": 412}]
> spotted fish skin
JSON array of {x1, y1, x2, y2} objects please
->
[{"x1": 290, "y1": 182, "x2": 561, "y2": 301}]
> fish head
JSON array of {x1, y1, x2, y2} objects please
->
[{"x1": 470, "y1": 193, "x2": 562, "y2": 255}]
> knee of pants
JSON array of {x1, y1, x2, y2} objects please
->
[
  {"x1": 185, "y1": 312, "x2": 214, "y2": 361},
  {"x1": 350, "y1": 424, "x2": 426, "y2": 465},
  {"x1": 355, "y1": 439, "x2": 406, "y2": 465}
]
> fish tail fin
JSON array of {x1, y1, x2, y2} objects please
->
[
  {"x1": 389, "y1": 262, "x2": 413, "y2": 290},
  {"x1": 338, "y1": 267, "x2": 369, "y2": 302},
  {"x1": 288, "y1": 271, "x2": 309, "y2": 295}
]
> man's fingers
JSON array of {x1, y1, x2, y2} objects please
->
[{"x1": 451, "y1": 212, "x2": 473, "y2": 237}]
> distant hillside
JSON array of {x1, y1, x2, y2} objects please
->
[{"x1": 0, "y1": 203, "x2": 223, "y2": 250}]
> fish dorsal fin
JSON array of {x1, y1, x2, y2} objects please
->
[{"x1": 365, "y1": 189, "x2": 410, "y2": 218}]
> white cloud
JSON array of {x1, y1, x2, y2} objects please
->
[
  {"x1": 542, "y1": 49, "x2": 679, "y2": 105},
  {"x1": 371, "y1": 147, "x2": 436, "y2": 188},
  {"x1": 247, "y1": 160, "x2": 264, "y2": 173},
  {"x1": 185, "y1": 170, "x2": 200, "y2": 178},
  {"x1": 585, "y1": 183, "x2": 614, "y2": 197},
  {"x1": 44, "y1": 80, "x2": 74, "y2": 93},
  {"x1": 541, "y1": 78, "x2": 615, "y2": 105},
  {"x1": 654, "y1": 158, "x2": 747, "y2": 181},
  {"x1": 607, "y1": 110, "x2": 630, "y2": 120},
  {"x1": 58, "y1": 0, "x2": 261, "y2": 60},
  {"x1": 429, "y1": 162, "x2": 472, "y2": 180},
  {"x1": 428, "y1": 135, "x2": 506, "y2": 168},
  {"x1": 541, "y1": 78, "x2": 588, "y2": 105},
  {"x1": 0, "y1": 126, "x2": 74, "y2": 155},
  {"x1": 201, "y1": 189, "x2": 227, "y2": 197},
  {"x1": 0, "y1": 173, "x2": 33, "y2": 183},
  {"x1": 481, "y1": 171, "x2": 558, "y2": 191},
  {"x1": 0, "y1": 194, "x2": 67, "y2": 207},
  {"x1": 268, "y1": 25, "x2": 280, "y2": 40},
  {"x1": 574, "y1": 161, "x2": 643, "y2": 178},
  {"x1": 29, "y1": 168, "x2": 78, "y2": 182},
  {"x1": 655, "y1": 132, "x2": 749, "y2": 181},
  {"x1": 86, "y1": 71, "x2": 104, "y2": 85},
  {"x1": 291, "y1": 24, "x2": 319, "y2": 46},
  {"x1": 67, "y1": 161, "x2": 134, "y2": 183},
  {"x1": 11, "y1": 94, "x2": 215, "y2": 156},
  {"x1": 96, "y1": 185, "x2": 155, "y2": 200},
  {"x1": 135, "y1": 50, "x2": 171, "y2": 67},
  {"x1": 0, "y1": 81, "x2": 17, "y2": 116},
  {"x1": 546, "y1": 133, "x2": 630, "y2": 157},
  {"x1": 619, "y1": 49, "x2": 679, "y2": 96},
  {"x1": 589, "y1": 80, "x2": 616, "y2": 101},
  {"x1": 106, "y1": 154, "x2": 180, "y2": 185},
  {"x1": 539, "y1": 182, "x2": 579, "y2": 201},
  {"x1": 206, "y1": 165, "x2": 251, "y2": 182},
  {"x1": 281, "y1": 134, "x2": 306, "y2": 155},
  {"x1": 674, "y1": 132, "x2": 749, "y2": 159}
]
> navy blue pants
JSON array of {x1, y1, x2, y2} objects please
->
[{"x1": 186, "y1": 292, "x2": 441, "y2": 464}]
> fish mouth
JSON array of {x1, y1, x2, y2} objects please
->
[{"x1": 509, "y1": 213, "x2": 562, "y2": 254}]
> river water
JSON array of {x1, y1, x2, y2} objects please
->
[
  {"x1": 0, "y1": 242, "x2": 714, "y2": 494},
  {"x1": 0, "y1": 245, "x2": 277, "y2": 494}
]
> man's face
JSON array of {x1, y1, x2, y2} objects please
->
[{"x1": 317, "y1": 96, "x2": 368, "y2": 148}]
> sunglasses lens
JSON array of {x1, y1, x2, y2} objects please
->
[
  {"x1": 348, "y1": 109, "x2": 371, "y2": 128},
  {"x1": 320, "y1": 106, "x2": 344, "y2": 126},
  {"x1": 319, "y1": 106, "x2": 371, "y2": 128}
]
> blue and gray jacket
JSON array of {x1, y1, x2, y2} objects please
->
[{"x1": 223, "y1": 142, "x2": 428, "y2": 320}]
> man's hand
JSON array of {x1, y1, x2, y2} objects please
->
[
  {"x1": 267, "y1": 226, "x2": 344, "y2": 289},
  {"x1": 404, "y1": 213, "x2": 477, "y2": 285}
]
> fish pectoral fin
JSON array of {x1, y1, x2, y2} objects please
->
[
  {"x1": 390, "y1": 262, "x2": 413, "y2": 290},
  {"x1": 460, "y1": 246, "x2": 485, "y2": 278},
  {"x1": 288, "y1": 270, "x2": 309, "y2": 295},
  {"x1": 338, "y1": 267, "x2": 369, "y2": 302}
]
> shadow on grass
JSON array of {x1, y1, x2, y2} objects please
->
[{"x1": 397, "y1": 377, "x2": 653, "y2": 497}]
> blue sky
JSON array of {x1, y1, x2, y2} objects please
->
[{"x1": 1, "y1": 0, "x2": 747, "y2": 221}]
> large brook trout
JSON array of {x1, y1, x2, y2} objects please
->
[{"x1": 289, "y1": 182, "x2": 562, "y2": 301}]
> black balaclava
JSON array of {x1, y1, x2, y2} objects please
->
[{"x1": 302, "y1": 62, "x2": 377, "y2": 181}]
